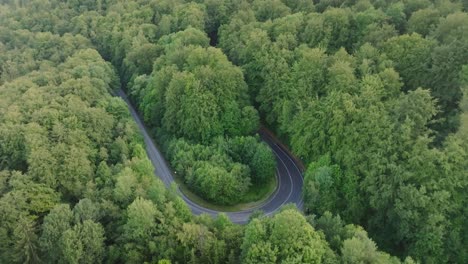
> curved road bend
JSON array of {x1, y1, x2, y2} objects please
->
[{"x1": 118, "y1": 89, "x2": 304, "y2": 224}]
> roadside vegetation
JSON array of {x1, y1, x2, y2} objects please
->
[{"x1": 0, "y1": 0, "x2": 466, "y2": 263}]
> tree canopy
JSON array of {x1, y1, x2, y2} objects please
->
[{"x1": 0, "y1": 0, "x2": 466, "y2": 263}]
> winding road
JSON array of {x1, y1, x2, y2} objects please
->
[{"x1": 118, "y1": 89, "x2": 304, "y2": 223}]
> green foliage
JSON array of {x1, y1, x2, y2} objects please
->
[
  {"x1": 39, "y1": 203, "x2": 105, "y2": 264},
  {"x1": 0, "y1": 0, "x2": 467, "y2": 263},
  {"x1": 309, "y1": 212, "x2": 404, "y2": 263},
  {"x1": 12, "y1": 217, "x2": 40, "y2": 264},
  {"x1": 251, "y1": 143, "x2": 276, "y2": 184},
  {"x1": 407, "y1": 8, "x2": 440, "y2": 36},
  {"x1": 242, "y1": 208, "x2": 333, "y2": 263},
  {"x1": 382, "y1": 33, "x2": 434, "y2": 91},
  {"x1": 193, "y1": 161, "x2": 250, "y2": 205},
  {"x1": 341, "y1": 228, "x2": 396, "y2": 264},
  {"x1": 167, "y1": 136, "x2": 275, "y2": 205},
  {"x1": 253, "y1": 0, "x2": 291, "y2": 21},
  {"x1": 0, "y1": 8, "x2": 198, "y2": 263},
  {"x1": 303, "y1": 155, "x2": 345, "y2": 216},
  {"x1": 123, "y1": 26, "x2": 272, "y2": 205},
  {"x1": 136, "y1": 29, "x2": 257, "y2": 143},
  {"x1": 40, "y1": 204, "x2": 73, "y2": 262},
  {"x1": 218, "y1": 1, "x2": 467, "y2": 261}
]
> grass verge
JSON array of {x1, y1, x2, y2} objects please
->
[{"x1": 174, "y1": 174, "x2": 278, "y2": 212}]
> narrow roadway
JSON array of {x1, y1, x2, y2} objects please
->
[{"x1": 118, "y1": 89, "x2": 304, "y2": 223}]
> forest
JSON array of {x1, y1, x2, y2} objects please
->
[{"x1": 0, "y1": 0, "x2": 466, "y2": 263}]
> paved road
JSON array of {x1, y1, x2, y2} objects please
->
[{"x1": 118, "y1": 89, "x2": 303, "y2": 223}]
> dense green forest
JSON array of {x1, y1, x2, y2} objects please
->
[{"x1": 0, "y1": 0, "x2": 466, "y2": 263}]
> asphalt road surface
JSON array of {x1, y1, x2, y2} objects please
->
[{"x1": 118, "y1": 89, "x2": 304, "y2": 223}]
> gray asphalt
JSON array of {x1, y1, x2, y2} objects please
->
[{"x1": 118, "y1": 89, "x2": 303, "y2": 223}]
